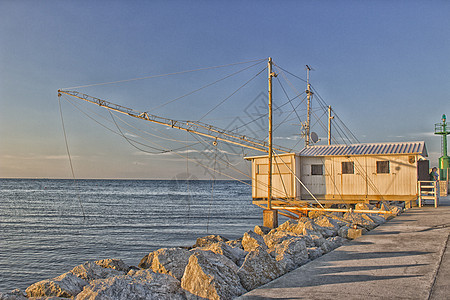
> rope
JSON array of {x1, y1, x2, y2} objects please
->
[
  {"x1": 63, "y1": 94, "x2": 200, "y2": 153},
  {"x1": 186, "y1": 131, "x2": 289, "y2": 197},
  {"x1": 108, "y1": 110, "x2": 170, "y2": 153},
  {"x1": 186, "y1": 132, "x2": 191, "y2": 226},
  {"x1": 273, "y1": 151, "x2": 290, "y2": 198},
  {"x1": 198, "y1": 66, "x2": 267, "y2": 122},
  {"x1": 229, "y1": 94, "x2": 305, "y2": 135},
  {"x1": 150, "y1": 60, "x2": 266, "y2": 111},
  {"x1": 58, "y1": 94, "x2": 86, "y2": 220},
  {"x1": 206, "y1": 143, "x2": 217, "y2": 234},
  {"x1": 70, "y1": 95, "x2": 253, "y2": 185},
  {"x1": 187, "y1": 133, "x2": 252, "y2": 183},
  {"x1": 276, "y1": 76, "x2": 303, "y2": 127},
  {"x1": 272, "y1": 64, "x2": 307, "y2": 83},
  {"x1": 64, "y1": 58, "x2": 266, "y2": 89},
  {"x1": 274, "y1": 152, "x2": 325, "y2": 209},
  {"x1": 63, "y1": 95, "x2": 166, "y2": 152}
]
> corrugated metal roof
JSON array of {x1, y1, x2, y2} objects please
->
[{"x1": 298, "y1": 141, "x2": 427, "y2": 157}]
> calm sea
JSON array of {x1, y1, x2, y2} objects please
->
[{"x1": 0, "y1": 178, "x2": 268, "y2": 292}]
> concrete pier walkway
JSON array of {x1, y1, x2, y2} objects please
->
[{"x1": 238, "y1": 197, "x2": 450, "y2": 300}]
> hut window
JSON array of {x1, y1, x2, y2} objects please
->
[
  {"x1": 311, "y1": 164, "x2": 324, "y2": 175},
  {"x1": 341, "y1": 162, "x2": 354, "y2": 174},
  {"x1": 376, "y1": 161, "x2": 390, "y2": 174}
]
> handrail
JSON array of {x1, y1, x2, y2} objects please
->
[{"x1": 418, "y1": 181, "x2": 439, "y2": 208}]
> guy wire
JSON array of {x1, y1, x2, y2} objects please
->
[
  {"x1": 206, "y1": 144, "x2": 217, "y2": 234},
  {"x1": 58, "y1": 94, "x2": 86, "y2": 220},
  {"x1": 64, "y1": 58, "x2": 266, "y2": 89}
]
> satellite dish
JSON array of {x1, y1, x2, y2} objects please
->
[{"x1": 311, "y1": 132, "x2": 319, "y2": 143}]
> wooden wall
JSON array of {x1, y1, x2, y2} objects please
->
[
  {"x1": 300, "y1": 154, "x2": 420, "y2": 201},
  {"x1": 250, "y1": 153, "x2": 422, "y2": 202}
]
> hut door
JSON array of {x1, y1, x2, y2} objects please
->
[
  {"x1": 417, "y1": 160, "x2": 429, "y2": 181},
  {"x1": 335, "y1": 157, "x2": 367, "y2": 197},
  {"x1": 300, "y1": 158, "x2": 326, "y2": 197},
  {"x1": 366, "y1": 156, "x2": 393, "y2": 195}
]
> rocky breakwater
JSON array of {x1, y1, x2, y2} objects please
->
[{"x1": 1, "y1": 202, "x2": 403, "y2": 300}]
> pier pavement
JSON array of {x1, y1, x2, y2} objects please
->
[{"x1": 238, "y1": 197, "x2": 450, "y2": 300}]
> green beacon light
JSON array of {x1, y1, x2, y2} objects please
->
[{"x1": 435, "y1": 114, "x2": 450, "y2": 181}]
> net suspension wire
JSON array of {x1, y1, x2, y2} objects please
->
[
  {"x1": 226, "y1": 94, "x2": 305, "y2": 138},
  {"x1": 275, "y1": 74, "x2": 304, "y2": 127},
  {"x1": 197, "y1": 65, "x2": 267, "y2": 122},
  {"x1": 108, "y1": 110, "x2": 203, "y2": 154},
  {"x1": 206, "y1": 141, "x2": 218, "y2": 234},
  {"x1": 108, "y1": 110, "x2": 170, "y2": 154},
  {"x1": 62, "y1": 93, "x2": 253, "y2": 187},
  {"x1": 64, "y1": 58, "x2": 267, "y2": 90},
  {"x1": 63, "y1": 94, "x2": 197, "y2": 154},
  {"x1": 185, "y1": 131, "x2": 191, "y2": 227},
  {"x1": 273, "y1": 63, "x2": 359, "y2": 146},
  {"x1": 188, "y1": 131, "x2": 290, "y2": 196},
  {"x1": 58, "y1": 94, "x2": 86, "y2": 220},
  {"x1": 150, "y1": 60, "x2": 267, "y2": 112}
]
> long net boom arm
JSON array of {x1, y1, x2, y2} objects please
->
[{"x1": 58, "y1": 90, "x2": 291, "y2": 154}]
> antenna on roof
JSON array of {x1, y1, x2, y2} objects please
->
[{"x1": 305, "y1": 65, "x2": 314, "y2": 147}]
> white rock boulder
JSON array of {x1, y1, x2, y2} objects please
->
[
  {"x1": 237, "y1": 247, "x2": 285, "y2": 291},
  {"x1": 254, "y1": 225, "x2": 271, "y2": 236},
  {"x1": 313, "y1": 215, "x2": 341, "y2": 237},
  {"x1": 320, "y1": 236, "x2": 344, "y2": 253},
  {"x1": 194, "y1": 235, "x2": 229, "y2": 248},
  {"x1": 181, "y1": 250, "x2": 245, "y2": 300},
  {"x1": 263, "y1": 230, "x2": 301, "y2": 249},
  {"x1": 0, "y1": 289, "x2": 28, "y2": 300},
  {"x1": 26, "y1": 271, "x2": 88, "y2": 298},
  {"x1": 307, "y1": 247, "x2": 324, "y2": 260},
  {"x1": 139, "y1": 247, "x2": 191, "y2": 280},
  {"x1": 241, "y1": 230, "x2": 268, "y2": 252},
  {"x1": 272, "y1": 237, "x2": 309, "y2": 272},
  {"x1": 343, "y1": 212, "x2": 378, "y2": 230},
  {"x1": 25, "y1": 259, "x2": 129, "y2": 298},
  {"x1": 76, "y1": 269, "x2": 185, "y2": 300},
  {"x1": 199, "y1": 241, "x2": 247, "y2": 266},
  {"x1": 70, "y1": 261, "x2": 125, "y2": 282}
]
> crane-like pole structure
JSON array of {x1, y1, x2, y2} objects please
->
[
  {"x1": 59, "y1": 57, "x2": 284, "y2": 229},
  {"x1": 264, "y1": 57, "x2": 278, "y2": 228},
  {"x1": 268, "y1": 57, "x2": 273, "y2": 209},
  {"x1": 58, "y1": 90, "x2": 291, "y2": 154}
]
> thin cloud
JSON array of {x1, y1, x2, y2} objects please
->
[
  {"x1": 274, "y1": 135, "x2": 301, "y2": 141},
  {"x1": 1, "y1": 154, "x2": 79, "y2": 160}
]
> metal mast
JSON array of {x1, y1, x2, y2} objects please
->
[
  {"x1": 305, "y1": 65, "x2": 313, "y2": 147},
  {"x1": 268, "y1": 57, "x2": 274, "y2": 209},
  {"x1": 328, "y1": 105, "x2": 334, "y2": 145},
  {"x1": 263, "y1": 57, "x2": 278, "y2": 228}
]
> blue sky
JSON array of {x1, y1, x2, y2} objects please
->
[{"x1": 1, "y1": 0, "x2": 449, "y2": 179}]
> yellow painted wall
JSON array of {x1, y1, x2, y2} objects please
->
[{"x1": 250, "y1": 153, "x2": 420, "y2": 201}]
